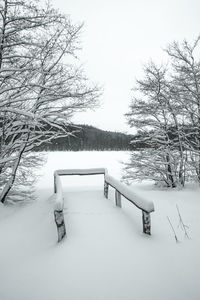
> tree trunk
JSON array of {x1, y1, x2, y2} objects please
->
[
  {"x1": 0, "y1": 139, "x2": 27, "y2": 204},
  {"x1": 0, "y1": 0, "x2": 7, "y2": 69},
  {"x1": 166, "y1": 153, "x2": 176, "y2": 188}
]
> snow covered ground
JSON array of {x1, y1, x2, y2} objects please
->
[{"x1": 0, "y1": 151, "x2": 200, "y2": 300}]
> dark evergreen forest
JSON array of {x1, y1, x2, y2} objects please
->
[{"x1": 36, "y1": 125, "x2": 135, "y2": 151}]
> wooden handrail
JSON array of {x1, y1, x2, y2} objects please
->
[
  {"x1": 104, "y1": 174, "x2": 154, "y2": 235},
  {"x1": 104, "y1": 174, "x2": 154, "y2": 213},
  {"x1": 53, "y1": 168, "x2": 155, "y2": 242},
  {"x1": 53, "y1": 168, "x2": 107, "y2": 242},
  {"x1": 55, "y1": 168, "x2": 107, "y2": 177}
]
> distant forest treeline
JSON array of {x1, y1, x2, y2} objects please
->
[
  {"x1": 36, "y1": 125, "x2": 135, "y2": 151},
  {"x1": 34, "y1": 124, "x2": 197, "y2": 152}
]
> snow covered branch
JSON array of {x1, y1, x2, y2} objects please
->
[{"x1": 0, "y1": 0, "x2": 100, "y2": 204}]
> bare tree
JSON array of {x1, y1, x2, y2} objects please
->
[
  {"x1": 0, "y1": 0, "x2": 99, "y2": 204},
  {"x1": 125, "y1": 62, "x2": 185, "y2": 187},
  {"x1": 125, "y1": 36, "x2": 200, "y2": 187},
  {"x1": 166, "y1": 36, "x2": 200, "y2": 182}
]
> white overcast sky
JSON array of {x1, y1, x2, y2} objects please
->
[{"x1": 52, "y1": 0, "x2": 200, "y2": 133}]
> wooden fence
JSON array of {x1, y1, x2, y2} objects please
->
[
  {"x1": 53, "y1": 168, "x2": 154, "y2": 242},
  {"x1": 104, "y1": 174, "x2": 154, "y2": 235}
]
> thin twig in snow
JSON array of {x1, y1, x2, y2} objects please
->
[
  {"x1": 176, "y1": 204, "x2": 190, "y2": 239},
  {"x1": 167, "y1": 216, "x2": 179, "y2": 243}
]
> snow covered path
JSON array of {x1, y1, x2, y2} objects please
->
[
  {"x1": 0, "y1": 184, "x2": 200, "y2": 300},
  {"x1": 0, "y1": 152, "x2": 200, "y2": 300}
]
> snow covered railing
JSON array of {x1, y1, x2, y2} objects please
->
[
  {"x1": 53, "y1": 168, "x2": 107, "y2": 242},
  {"x1": 54, "y1": 173, "x2": 66, "y2": 242},
  {"x1": 53, "y1": 168, "x2": 154, "y2": 241},
  {"x1": 54, "y1": 168, "x2": 107, "y2": 179},
  {"x1": 104, "y1": 174, "x2": 154, "y2": 235}
]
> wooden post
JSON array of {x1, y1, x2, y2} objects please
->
[
  {"x1": 104, "y1": 181, "x2": 109, "y2": 198},
  {"x1": 54, "y1": 210, "x2": 66, "y2": 242},
  {"x1": 142, "y1": 211, "x2": 151, "y2": 235},
  {"x1": 115, "y1": 190, "x2": 122, "y2": 207},
  {"x1": 54, "y1": 173, "x2": 57, "y2": 193}
]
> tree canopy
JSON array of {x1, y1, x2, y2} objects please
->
[{"x1": 0, "y1": 0, "x2": 99, "y2": 203}]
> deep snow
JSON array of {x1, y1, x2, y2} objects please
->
[{"x1": 0, "y1": 151, "x2": 200, "y2": 300}]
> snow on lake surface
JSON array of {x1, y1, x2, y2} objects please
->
[{"x1": 0, "y1": 151, "x2": 200, "y2": 300}]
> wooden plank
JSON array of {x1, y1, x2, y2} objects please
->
[{"x1": 55, "y1": 168, "x2": 107, "y2": 176}]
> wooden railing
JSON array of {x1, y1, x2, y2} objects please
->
[
  {"x1": 104, "y1": 174, "x2": 154, "y2": 235},
  {"x1": 53, "y1": 168, "x2": 107, "y2": 242},
  {"x1": 53, "y1": 168, "x2": 154, "y2": 242}
]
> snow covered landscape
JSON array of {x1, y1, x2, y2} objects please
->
[
  {"x1": 0, "y1": 151, "x2": 200, "y2": 300},
  {"x1": 1, "y1": 0, "x2": 200, "y2": 299}
]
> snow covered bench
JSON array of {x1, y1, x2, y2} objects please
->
[{"x1": 104, "y1": 174, "x2": 154, "y2": 235}]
